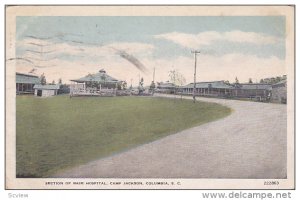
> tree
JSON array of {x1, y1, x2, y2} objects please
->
[
  {"x1": 248, "y1": 78, "x2": 253, "y2": 84},
  {"x1": 138, "y1": 77, "x2": 144, "y2": 95},
  {"x1": 122, "y1": 81, "x2": 127, "y2": 90},
  {"x1": 150, "y1": 81, "x2": 155, "y2": 90},
  {"x1": 270, "y1": 77, "x2": 276, "y2": 84},
  {"x1": 178, "y1": 74, "x2": 186, "y2": 86},
  {"x1": 51, "y1": 80, "x2": 55, "y2": 85},
  {"x1": 117, "y1": 83, "x2": 122, "y2": 90},
  {"x1": 58, "y1": 78, "x2": 62, "y2": 84},
  {"x1": 168, "y1": 70, "x2": 186, "y2": 86},
  {"x1": 140, "y1": 77, "x2": 144, "y2": 87},
  {"x1": 235, "y1": 77, "x2": 239, "y2": 84},
  {"x1": 40, "y1": 73, "x2": 46, "y2": 85},
  {"x1": 117, "y1": 81, "x2": 127, "y2": 90},
  {"x1": 168, "y1": 69, "x2": 186, "y2": 93},
  {"x1": 224, "y1": 80, "x2": 230, "y2": 85},
  {"x1": 168, "y1": 70, "x2": 176, "y2": 85},
  {"x1": 168, "y1": 70, "x2": 186, "y2": 99},
  {"x1": 260, "y1": 79, "x2": 264, "y2": 83},
  {"x1": 276, "y1": 76, "x2": 281, "y2": 83},
  {"x1": 150, "y1": 81, "x2": 156, "y2": 95}
]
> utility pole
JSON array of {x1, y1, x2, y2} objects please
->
[
  {"x1": 152, "y1": 67, "x2": 156, "y2": 95},
  {"x1": 138, "y1": 73, "x2": 140, "y2": 85},
  {"x1": 191, "y1": 50, "x2": 201, "y2": 103},
  {"x1": 138, "y1": 73, "x2": 141, "y2": 94},
  {"x1": 153, "y1": 67, "x2": 155, "y2": 82}
]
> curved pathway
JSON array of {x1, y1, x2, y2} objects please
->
[{"x1": 54, "y1": 94, "x2": 286, "y2": 178}]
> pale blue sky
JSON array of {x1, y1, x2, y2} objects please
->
[
  {"x1": 17, "y1": 16, "x2": 285, "y2": 59},
  {"x1": 15, "y1": 16, "x2": 286, "y2": 84}
]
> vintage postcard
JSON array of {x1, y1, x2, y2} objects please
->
[{"x1": 5, "y1": 5, "x2": 295, "y2": 189}]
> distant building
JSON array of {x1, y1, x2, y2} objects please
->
[
  {"x1": 181, "y1": 81, "x2": 232, "y2": 97},
  {"x1": 181, "y1": 81, "x2": 272, "y2": 101},
  {"x1": 156, "y1": 81, "x2": 177, "y2": 94},
  {"x1": 232, "y1": 83, "x2": 272, "y2": 100},
  {"x1": 34, "y1": 84, "x2": 60, "y2": 97},
  {"x1": 271, "y1": 80, "x2": 287, "y2": 104},
  {"x1": 16, "y1": 72, "x2": 40, "y2": 94}
]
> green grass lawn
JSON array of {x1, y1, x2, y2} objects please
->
[{"x1": 16, "y1": 95, "x2": 231, "y2": 177}]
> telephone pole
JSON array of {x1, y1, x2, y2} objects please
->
[
  {"x1": 191, "y1": 50, "x2": 201, "y2": 103},
  {"x1": 153, "y1": 67, "x2": 155, "y2": 82},
  {"x1": 138, "y1": 73, "x2": 140, "y2": 84},
  {"x1": 152, "y1": 67, "x2": 156, "y2": 95}
]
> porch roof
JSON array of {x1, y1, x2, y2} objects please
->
[
  {"x1": 34, "y1": 84, "x2": 60, "y2": 90},
  {"x1": 157, "y1": 82, "x2": 177, "y2": 89},
  {"x1": 16, "y1": 72, "x2": 40, "y2": 84},
  {"x1": 239, "y1": 84, "x2": 272, "y2": 90},
  {"x1": 70, "y1": 69, "x2": 120, "y2": 84},
  {"x1": 272, "y1": 80, "x2": 286, "y2": 88},
  {"x1": 181, "y1": 81, "x2": 233, "y2": 89}
]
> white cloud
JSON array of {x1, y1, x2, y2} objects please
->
[
  {"x1": 17, "y1": 38, "x2": 155, "y2": 58},
  {"x1": 15, "y1": 52, "x2": 285, "y2": 86},
  {"x1": 15, "y1": 36, "x2": 285, "y2": 86},
  {"x1": 154, "y1": 31, "x2": 281, "y2": 49},
  {"x1": 15, "y1": 39, "x2": 156, "y2": 84}
]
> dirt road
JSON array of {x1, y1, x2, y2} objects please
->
[{"x1": 54, "y1": 95, "x2": 286, "y2": 178}]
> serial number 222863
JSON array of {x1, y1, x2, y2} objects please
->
[{"x1": 264, "y1": 181, "x2": 279, "y2": 185}]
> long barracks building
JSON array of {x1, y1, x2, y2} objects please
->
[{"x1": 180, "y1": 81, "x2": 274, "y2": 102}]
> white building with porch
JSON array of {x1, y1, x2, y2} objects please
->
[
  {"x1": 16, "y1": 72, "x2": 40, "y2": 94},
  {"x1": 181, "y1": 81, "x2": 233, "y2": 97},
  {"x1": 70, "y1": 69, "x2": 122, "y2": 97}
]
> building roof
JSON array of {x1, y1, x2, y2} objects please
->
[
  {"x1": 157, "y1": 82, "x2": 177, "y2": 88},
  {"x1": 34, "y1": 84, "x2": 60, "y2": 90},
  {"x1": 16, "y1": 72, "x2": 40, "y2": 84},
  {"x1": 272, "y1": 79, "x2": 287, "y2": 85},
  {"x1": 181, "y1": 81, "x2": 233, "y2": 89},
  {"x1": 70, "y1": 69, "x2": 120, "y2": 84},
  {"x1": 239, "y1": 83, "x2": 272, "y2": 90},
  {"x1": 181, "y1": 81, "x2": 272, "y2": 90},
  {"x1": 272, "y1": 80, "x2": 287, "y2": 88}
]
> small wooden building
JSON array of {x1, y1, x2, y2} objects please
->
[
  {"x1": 156, "y1": 82, "x2": 177, "y2": 94},
  {"x1": 34, "y1": 84, "x2": 60, "y2": 97},
  {"x1": 16, "y1": 72, "x2": 40, "y2": 94}
]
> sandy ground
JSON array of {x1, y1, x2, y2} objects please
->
[{"x1": 54, "y1": 94, "x2": 286, "y2": 178}]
